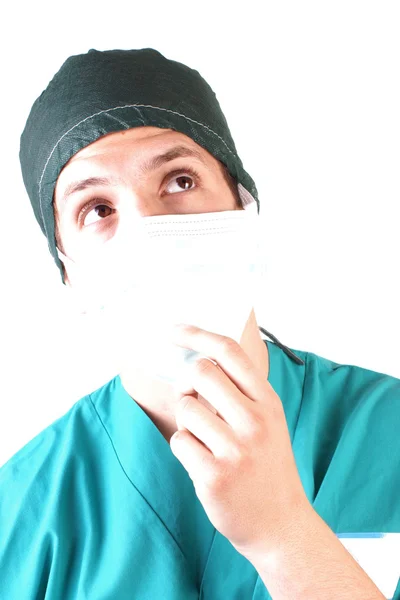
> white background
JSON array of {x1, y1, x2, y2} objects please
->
[{"x1": 0, "y1": 1, "x2": 399, "y2": 468}]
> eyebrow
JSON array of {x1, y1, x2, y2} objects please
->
[{"x1": 59, "y1": 144, "x2": 207, "y2": 208}]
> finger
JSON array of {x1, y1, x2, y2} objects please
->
[
  {"x1": 171, "y1": 325, "x2": 271, "y2": 405},
  {"x1": 175, "y1": 394, "x2": 236, "y2": 458},
  {"x1": 170, "y1": 427, "x2": 216, "y2": 481},
  {"x1": 197, "y1": 393, "x2": 218, "y2": 415},
  {"x1": 185, "y1": 357, "x2": 253, "y2": 430}
]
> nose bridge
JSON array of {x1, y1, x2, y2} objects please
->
[
  {"x1": 118, "y1": 181, "x2": 172, "y2": 219},
  {"x1": 112, "y1": 149, "x2": 172, "y2": 216}
]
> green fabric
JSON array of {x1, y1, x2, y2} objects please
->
[
  {"x1": 19, "y1": 48, "x2": 260, "y2": 285},
  {"x1": 0, "y1": 341, "x2": 399, "y2": 598}
]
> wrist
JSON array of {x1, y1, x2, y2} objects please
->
[{"x1": 239, "y1": 501, "x2": 319, "y2": 566}]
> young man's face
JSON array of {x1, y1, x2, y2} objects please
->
[{"x1": 53, "y1": 126, "x2": 243, "y2": 284}]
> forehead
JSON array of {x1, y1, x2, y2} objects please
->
[
  {"x1": 56, "y1": 126, "x2": 214, "y2": 184},
  {"x1": 68, "y1": 126, "x2": 204, "y2": 162}
]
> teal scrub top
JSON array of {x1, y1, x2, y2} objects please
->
[{"x1": 1, "y1": 340, "x2": 399, "y2": 599}]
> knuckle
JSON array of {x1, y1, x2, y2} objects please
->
[
  {"x1": 221, "y1": 336, "x2": 241, "y2": 355},
  {"x1": 242, "y1": 410, "x2": 265, "y2": 439},
  {"x1": 227, "y1": 442, "x2": 245, "y2": 466},
  {"x1": 205, "y1": 460, "x2": 239, "y2": 494},
  {"x1": 204, "y1": 464, "x2": 223, "y2": 490},
  {"x1": 178, "y1": 395, "x2": 193, "y2": 414},
  {"x1": 252, "y1": 407, "x2": 266, "y2": 428},
  {"x1": 194, "y1": 358, "x2": 215, "y2": 375}
]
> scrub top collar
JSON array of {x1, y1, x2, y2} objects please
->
[{"x1": 93, "y1": 374, "x2": 194, "y2": 550}]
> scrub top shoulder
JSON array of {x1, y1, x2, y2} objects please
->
[
  {"x1": 268, "y1": 341, "x2": 400, "y2": 535},
  {"x1": 0, "y1": 340, "x2": 399, "y2": 600}
]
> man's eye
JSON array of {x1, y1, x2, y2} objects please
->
[
  {"x1": 164, "y1": 167, "x2": 200, "y2": 195},
  {"x1": 78, "y1": 201, "x2": 115, "y2": 227}
]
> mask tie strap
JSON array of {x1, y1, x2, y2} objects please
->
[{"x1": 258, "y1": 325, "x2": 305, "y2": 366}]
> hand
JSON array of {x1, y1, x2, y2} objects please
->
[{"x1": 169, "y1": 323, "x2": 313, "y2": 559}]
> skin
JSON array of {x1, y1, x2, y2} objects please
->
[{"x1": 53, "y1": 125, "x2": 269, "y2": 443}]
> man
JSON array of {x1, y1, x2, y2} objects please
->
[{"x1": 0, "y1": 48, "x2": 399, "y2": 599}]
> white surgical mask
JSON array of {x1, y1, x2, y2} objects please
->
[{"x1": 57, "y1": 183, "x2": 267, "y2": 388}]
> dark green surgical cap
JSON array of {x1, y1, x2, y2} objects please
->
[{"x1": 19, "y1": 48, "x2": 260, "y2": 285}]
